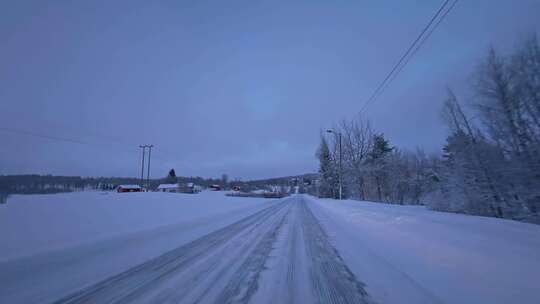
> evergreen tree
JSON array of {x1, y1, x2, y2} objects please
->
[
  {"x1": 316, "y1": 135, "x2": 337, "y2": 198},
  {"x1": 166, "y1": 169, "x2": 177, "y2": 184},
  {"x1": 367, "y1": 134, "x2": 393, "y2": 201}
]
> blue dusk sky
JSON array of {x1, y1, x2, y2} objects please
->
[{"x1": 1, "y1": 0, "x2": 539, "y2": 179}]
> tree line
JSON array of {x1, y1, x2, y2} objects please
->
[
  {"x1": 316, "y1": 34, "x2": 540, "y2": 223},
  {"x1": 0, "y1": 173, "x2": 233, "y2": 195},
  {"x1": 316, "y1": 119, "x2": 440, "y2": 205},
  {"x1": 0, "y1": 169, "x2": 311, "y2": 197}
]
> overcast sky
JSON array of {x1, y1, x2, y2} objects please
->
[{"x1": 1, "y1": 0, "x2": 539, "y2": 180}]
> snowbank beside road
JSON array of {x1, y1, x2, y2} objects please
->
[
  {"x1": 0, "y1": 191, "x2": 268, "y2": 261},
  {"x1": 308, "y1": 195, "x2": 540, "y2": 304}
]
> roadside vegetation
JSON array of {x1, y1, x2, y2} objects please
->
[{"x1": 316, "y1": 34, "x2": 540, "y2": 223}]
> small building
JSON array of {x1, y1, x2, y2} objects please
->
[
  {"x1": 178, "y1": 182, "x2": 199, "y2": 194},
  {"x1": 209, "y1": 184, "x2": 221, "y2": 191},
  {"x1": 192, "y1": 184, "x2": 203, "y2": 193},
  {"x1": 117, "y1": 185, "x2": 143, "y2": 193},
  {"x1": 157, "y1": 184, "x2": 179, "y2": 193}
]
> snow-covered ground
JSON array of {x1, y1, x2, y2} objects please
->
[
  {"x1": 1, "y1": 192, "x2": 539, "y2": 304},
  {"x1": 308, "y1": 196, "x2": 540, "y2": 304},
  {"x1": 0, "y1": 191, "x2": 268, "y2": 261},
  {"x1": 0, "y1": 191, "x2": 272, "y2": 303}
]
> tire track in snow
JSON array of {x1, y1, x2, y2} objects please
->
[
  {"x1": 51, "y1": 200, "x2": 289, "y2": 304},
  {"x1": 251, "y1": 196, "x2": 374, "y2": 304},
  {"x1": 285, "y1": 205, "x2": 299, "y2": 304},
  {"x1": 214, "y1": 204, "x2": 290, "y2": 304},
  {"x1": 51, "y1": 196, "x2": 374, "y2": 304},
  {"x1": 299, "y1": 197, "x2": 374, "y2": 304}
]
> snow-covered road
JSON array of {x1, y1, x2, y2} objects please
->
[
  {"x1": 2, "y1": 192, "x2": 539, "y2": 304},
  {"x1": 50, "y1": 196, "x2": 372, "y2": 304}
]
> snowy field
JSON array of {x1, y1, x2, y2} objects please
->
[
  {"x1": 1, "y1": 192, "x2": 539, "y2": 304},
  {"x1": 308, "y1": 196, "x2": 540, "y2": 304},
  {"x1": 0, "y1": 191, "x2": 269, "y2": 261},
  {"x1": 0, "y1": 191, "x2": 272, "y2": 303}
]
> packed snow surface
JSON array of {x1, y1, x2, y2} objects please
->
[
  {"x1": 1, "y1": 192, "x2": 539, "y2": 304},
  {"x1": 0, "y1": 191, "x2": 268, "y2": 261}
]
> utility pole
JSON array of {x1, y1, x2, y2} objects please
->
[
  {"x1": 138, "y1": 144, "x2": 154, "y2": 191},
  {"x1": 338, "y1": 132, "x2": 342, "y2": 200},
  {"x1": 139, "y1": 145, "x2": 146, "y2": 188},
  {"x1": 326, "y1": 129, "x2": 342, "y2": 200},
  {"x1": 146, "y1": 145, "x2": 153, "y2": 191}
]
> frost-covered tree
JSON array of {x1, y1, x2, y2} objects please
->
[
  {"x1": 317, "y1": 117, "x2": 440, "y2": 204},
  {"x1": 314, "y1": 33, "x2": 540, "y2": 222},
  {"x1": 431, "y1": 90, "x2": 510, "y2": 216},
  {"x1": 430, "y1": 42, "x2": 540, "y2": 220},
  {"x1": 475, "y1": 39, "x2": 540, "y2": 217},
  {"x1": 366, "y1": 133, "x2": 393, "y2": 202},
  {"x1": 383, "y1": 149, "x2": 438, "y2": 205},
  {"x1": 316, "y1": 135, "x2": 337, "y2": 198},
  {"x1": 435, "y1": 130, "x2": 505, "y2": 216},
  {"x1": 339, "y1": 118, "x2": 373, "y2": 200}
]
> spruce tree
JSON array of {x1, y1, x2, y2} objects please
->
[
  {"x1": 316, "y1": 136, "x2": 336, "y2": 198},
  {"x1": 166, "y1": 169, "x2": 177, "y2": 184},
  {"x1": 368, "y1": 134, "x2": 393, "y2": 201}
]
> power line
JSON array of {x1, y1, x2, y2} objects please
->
[
  {"x1": 0, "y1": 126, "x2": 149, "y2": 158},
  {"x1": 378, "y1": 0, "x2": 459, "y2": 98},
  {"x1": 0, "y1": 127, "x2": 87, "y2": 145},
  {"x1": 0, "y1": 125, "x2": 188, "y2": 169},
  {"x1": 1, "y1": 126, "x2": 147, "y2": 157},
  {"x1": 359, "y1": 0, "x2": 455, "y2": 114}
]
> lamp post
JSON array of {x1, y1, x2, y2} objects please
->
[{"x1": 326, "y1": 129, "x2": 342, "y2": 200}]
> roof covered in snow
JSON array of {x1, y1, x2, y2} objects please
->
[
  {"x1": 157, "y1": 184, "x2": 179, "y2": 189},
  {"x1": 117, "y1": 184, "x2": 141, "y2": 189}
]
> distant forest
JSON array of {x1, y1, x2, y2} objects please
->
[
  {"x1": 0, "y1": 173, "x2": 316, "y2": 196},
  {"x1": 0, "y1": 174, "x2": 222, "y2": 195}
]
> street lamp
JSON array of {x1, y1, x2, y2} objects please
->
[{"x1": 326, "y1": 129, "x2": 342, "y2": 200}]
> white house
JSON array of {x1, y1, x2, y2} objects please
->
[{"x1": 157, "y1": 184, "x2": 179, "y2": 192}]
